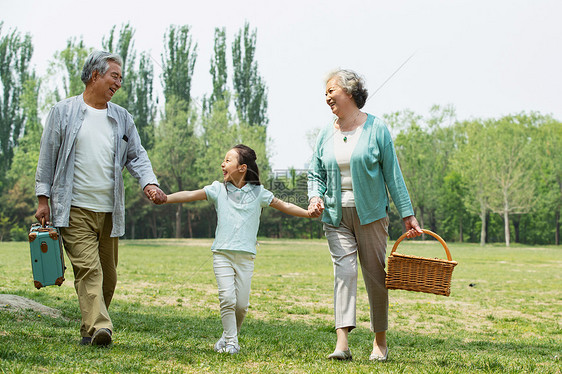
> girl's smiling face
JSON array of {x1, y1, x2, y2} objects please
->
[{"x1": 221, "y1": 149, "x2": 247, "y2": 187}]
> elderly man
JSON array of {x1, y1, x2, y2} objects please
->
[{"x1": 35, "y1": 50, "x2": 165, "y2": 346}]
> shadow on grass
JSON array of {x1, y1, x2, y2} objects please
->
[{"x1": 1, "y1": 298, "x2": 558, "y2": 373}]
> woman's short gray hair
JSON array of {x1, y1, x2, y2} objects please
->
[
  {"x1": 325, "y1": 69, "x2": 369, "y2": 109},
  {"x1": 81, "y1": 50, "x2": 123, "y2": 85}
]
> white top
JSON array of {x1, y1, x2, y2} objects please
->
[
  {"x1": 204, "y1": 181, "x2": 274, "y2": 255},
  {"x1": 71, "y1": 105, "x2": 115, "y2": 212},
  {"x1": 333, "y1": 123, "x2": 364, "y2": 207}
]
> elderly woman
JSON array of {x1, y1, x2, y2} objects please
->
[{"x1": 308, "y1": 69, "x2": 422, "y2": 361}]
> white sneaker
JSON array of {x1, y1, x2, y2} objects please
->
[
  {"x1": 213, "y1": 333, "x2": 226, "y2": 352},
  {"x1": 221, "y1": 342, "x2": 240, "y2": 354}
]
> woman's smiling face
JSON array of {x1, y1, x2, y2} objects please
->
[{"x1": 325, "y1": 77, "x2": 353, "y2": 116}]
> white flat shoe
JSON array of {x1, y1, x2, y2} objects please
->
[
  {"x1": 327, "y1": 349, "x2": 352, "y2": 361},
  {"x1": 369, "y1": 347, "x2": 388, "y2": 361}
]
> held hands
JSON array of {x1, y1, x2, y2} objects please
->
[
  {"x1": 307, "y1": 197, "x2": 325, "y2": 218},
  {"x1": 403, "y1": 215, "x2": 423, "y2": 238},
  {"x1": 144, "y1": 184, "x2": 167, "y2": 205}
]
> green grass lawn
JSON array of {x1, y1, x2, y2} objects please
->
[{"x1": 1, "y1": 238, "x2": 561, "y2": 373}]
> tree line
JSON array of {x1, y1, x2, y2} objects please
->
[
  {"x1": 0, "y1": 21, "x2": 560, "y2": 246},
  {"x1": 385, "y1": 107, "x2": 561, "y2": 246}
]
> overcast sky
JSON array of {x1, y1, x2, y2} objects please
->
[{"x1": 2, "y1": 0, "x2": 561, "y2": 170}]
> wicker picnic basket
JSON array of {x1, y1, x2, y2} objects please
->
[{"x1": 385, "y1": 229, "x2": 458, "y2": 296}]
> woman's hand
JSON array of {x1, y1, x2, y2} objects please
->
[
  {"x1": 403, "y1": 215, "x2": 423, "y2": 238},
  {"x1": 308, "y1": 197, "x2": 324, "y2": 217}
]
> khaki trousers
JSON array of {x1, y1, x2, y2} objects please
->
[
  {"x1": 61, "y1": 207, "x2": 118, "y2": 337},
  {"x1": 324, "y1": 208, "x2": 389, "y2": 333},
  {"x1": 213, "y1": 251, "x2": 255, "y2": 344}
]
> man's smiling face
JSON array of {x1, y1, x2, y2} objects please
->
[{"x1": 93, "y1": 61, "x2": 122, "y2": 104}]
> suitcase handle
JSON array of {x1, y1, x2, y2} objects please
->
[{"x1": 37, "y1": 217, "x2": 51, "y2": 233}]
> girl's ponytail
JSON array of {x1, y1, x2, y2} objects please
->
[{"x1": 232, "y1": 144, "x2": 261, "y2": 186}]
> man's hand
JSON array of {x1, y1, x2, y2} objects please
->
[
  {"x1": 35, "y1": 196, "x2": 50, "y2": 225},
  {"x1": 144, "y1": 184, "x2": 167, "y2": 204}
]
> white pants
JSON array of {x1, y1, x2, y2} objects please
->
[{"x1": 213, "y1": 251, "x2": 255, "y2": 343}]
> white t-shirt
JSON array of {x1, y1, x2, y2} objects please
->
[
  {"x1": 333, "y1": 123, "x2": 364, "y2": 207},
  {"x1": 71, "y1": 105, "x2": 115, "y2": 212}
]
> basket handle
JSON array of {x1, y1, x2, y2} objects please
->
[{"x1": 390, "y1": 229, "x2": 453, "y2": 261}]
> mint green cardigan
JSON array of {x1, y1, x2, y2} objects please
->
[{"x1": 308, "y1": 114, "x2": 414, "y2": 227}]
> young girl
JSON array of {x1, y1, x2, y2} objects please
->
[{"x1": 150, "y1": 144, "x2": 323, "y2": 354}]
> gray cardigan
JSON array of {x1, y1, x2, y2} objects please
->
[{"x1": 35, "y1": 94, "x2": 158, "y2": 237}]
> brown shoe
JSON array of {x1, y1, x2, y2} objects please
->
[{"x1": 91, "y1": 328, "x2": 112, "y2": 346}]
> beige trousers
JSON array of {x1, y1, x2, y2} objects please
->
[
  {"x1": 61, "y1": 207, "x2": 118, "y2": 338},
  {"x1": 324, "y1": 208, "x2": 389, "y2": 333},
  {"x1": 213, "y1": 251, "x2": 255, "y2": 344}
]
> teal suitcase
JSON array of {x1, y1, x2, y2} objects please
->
[{"x1": 28, "y1": 221, "x2": 65, "y2": 289}]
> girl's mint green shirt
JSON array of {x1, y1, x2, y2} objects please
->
[
  {"x1": 204, "y1": 181, "x2": 274, "y2": 255},
  {"x1": 308, "y1": 114, "x2": 414, "y2": 227}
]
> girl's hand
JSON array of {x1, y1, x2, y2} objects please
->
[
  {"x1": 307, "y1": 198, "x2": 324, "y2": 218},
  {"x1": 152, "y1": 193, "x2": 167, "y2": 205}
]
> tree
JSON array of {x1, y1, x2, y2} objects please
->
[
  {"x1": 393, "y1": 107, "x2": 457, "y2": 237},
  {"x1": 426, "y1": 105, "x2": 458, "y2": 233},
  {"x1": 200, "y1": 24, "x2": 271, "y2": 179},
  {"x1": 155, "y1": 25, "x2": 199, "y2": 238},
  {"x1": 47, "y1": 37, "x2": 90, "y2": 101},
  {"x1": 162, "y1": 25, "x2": 197, "y2": 111},
  {"x1": 1, "y1": 74, "x2": 41, "y2": 239},
  {"x1": 0, "y1": 23, "x2": 33, "y2": 191},
  {"x1": 102, "y1": 23, "x2": 135, "y2": 109},
  {"x1": 152, "y1": 98, "x2": 199, "y2": 238},
  {"x1": 198, "y1": 27, "x2": 232, "y2": 183},
  {"x1": 481, "y1": 115, "x2": 536, "y2": 246},
  {"x1": 383, "y1": 109, "x2": 421, "y2": 137},
  {"x1": 438, "y1": 170, "x2": 471, "y2": 242},
  {"x1": 454, "y1": 119, "x2": 492, "y2": 246},
  {"x1": 102, "y1": 23, "x2": 135, "y2": 71},
  {"x1": 385, "y1": 110, "x2": 431, "y2": 238},
  {"x1": 130, "y1": 52, "x2": 156, "y2": 150},
  {"x1": 395, "y1": 123, "x2": 436, "y2": 235},
  {"x1": 207, "y1": 27, "x2": 229, "y2": 110},
  {"x1": 232, "y1": 22, "x2": 268, "y2": 128},
  {"x1": 199, "y1": 26, "x2": 232, "y2": 173},
  {"x1": 520, "y1": 114, "x2": 561, "y2": 245},
  {"x1": 539, "y1": 117, "x2": 562, "y2": 244}
]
